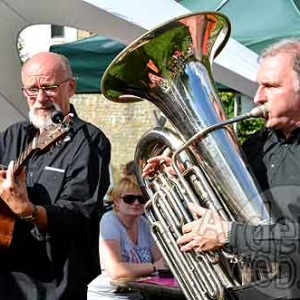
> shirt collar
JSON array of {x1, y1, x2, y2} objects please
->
[{"x1": 271, "y1": 127, "x2": 300, "y2": 144}]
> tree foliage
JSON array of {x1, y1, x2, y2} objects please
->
[{"x1": 219, "y1": 91, "x2": 264, "y2": 144}]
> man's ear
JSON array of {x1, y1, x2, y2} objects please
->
[{"x1": 68, "y1": 78, "x2": 76, "y2": 97}]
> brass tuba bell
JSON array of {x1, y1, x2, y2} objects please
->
[{"x1": 102, "y1": 11, "x2": 274, "y2": 300}]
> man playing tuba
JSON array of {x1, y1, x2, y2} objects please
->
[{"x1": 143, "y1": 38, "x2": 300, "y2": 300}]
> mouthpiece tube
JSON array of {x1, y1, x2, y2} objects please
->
[{"x1": 249, "y1": 104, "x2": 268, "y2": 118}]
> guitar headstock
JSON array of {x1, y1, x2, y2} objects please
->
[{"x1": 33, "y1": 115, "x2": 73, "y2": 151}]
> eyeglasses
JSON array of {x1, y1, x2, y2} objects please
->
[
  {"x1": 22, "y1": 78, "x2": 70, "y2": 97},
  {"x1": 121, "y1": 194, "x2": 147, "y2": 205}
]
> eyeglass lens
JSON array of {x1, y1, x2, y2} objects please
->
[
  {"x1": 122, "y1": 195, "x2": 147, "y2": 205},
  {"x1": 24, "y1": 86, "x2": 58, "y2": 96},
  {"x1": 22, "y1": 78, "x2": 70, "y2": 96}
]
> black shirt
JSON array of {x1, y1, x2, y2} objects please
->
[
  {"x1": 243, "y1": 127, "x2": 300, "y2": 220},
  {"x1": 229, "y1": 127, "x2": 300, "y2": 299},
  {"x1": 0, "y1": 106, "x2": 111, "y2": 300},
  {"x1": 245, "y1": 128, "x2": 300, "y2": 188}
]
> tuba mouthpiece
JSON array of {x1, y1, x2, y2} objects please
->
[{"x1": 249, "y1": 104, "x2": 268, "y2": 118}]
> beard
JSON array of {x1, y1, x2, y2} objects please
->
[{"x1": 29, "y1": 106, "x2": 55, "y2": 130}]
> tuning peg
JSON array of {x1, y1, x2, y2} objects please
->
[{"x1": 51, "y1": 110, "x2": 64, "y2": 124}]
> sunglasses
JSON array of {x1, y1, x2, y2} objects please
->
[{"x1": 121, "y1": 194, "x2": 147, "y2": 205}]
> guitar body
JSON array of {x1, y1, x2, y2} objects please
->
[{"x1": 0, "y1": 201, "x2": 15, "y2": 249}]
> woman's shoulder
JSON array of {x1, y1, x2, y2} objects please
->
[
  {"x1": 101, "y1": 210, "x2": 118, "y2": 225},
  {"x1": 100, "y1": 211, "x2": 123, "y2": 237}
]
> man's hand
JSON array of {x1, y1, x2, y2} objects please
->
[
  {"x1": 0, "y1": 160, "x2": 33, "y2": 217},
  {"x1": 142, "y1": 155, "x2": 184, "y2": 178},
  {"x1": 177, "y1": 203, "x2": 230, "y2": 252}
]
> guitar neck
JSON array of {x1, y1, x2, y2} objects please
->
[
  {"x1": 11, "y1": 116, "x2": 72, "y2": 176},
  {"x1": 13, "y1": 137, "x2": 37, "y2": 176}
]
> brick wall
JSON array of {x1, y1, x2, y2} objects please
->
[{"x1": 71, "y1": 94, "x2": 156, "y2": 182}]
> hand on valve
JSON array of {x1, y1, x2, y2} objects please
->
[
  {"x1": 177, "y1": 202, "x2": 230, "y2": 252},
  {"x1": 142, "y1": 155, "x2": 231, "y2": 253}
]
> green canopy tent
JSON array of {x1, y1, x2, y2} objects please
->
[
  {"x1": 50, "y1": 0, "x2": 300, "y2": 93},
  {"x1": 50, "y1": 35, "x2": 125, "y2": 93},
  {"x1": 180, "y1": 0, "x2": 300, "y2": 54}
]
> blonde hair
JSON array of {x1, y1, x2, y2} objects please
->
[{"x1": 109, "y1": 175, "x2": 141, "y2": 209}]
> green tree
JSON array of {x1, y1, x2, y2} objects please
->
[{"x1": 219, "y1": 91, "x2": 264, "y2": 144}]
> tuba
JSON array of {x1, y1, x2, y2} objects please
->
[{"x1": 102, "y1": 12, "x2": 274, "y2": 300}]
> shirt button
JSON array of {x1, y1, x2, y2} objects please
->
[{"x1": 271, "y1": 164, "x2": 275, "y2": 168}]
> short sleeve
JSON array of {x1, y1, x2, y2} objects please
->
[{"x1": 100, "y1": 212, "x2": 121, "y2": 241}]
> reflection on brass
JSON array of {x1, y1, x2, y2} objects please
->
[{"x1": 102, "y1": 11, "x2": 276, "y2": 300}]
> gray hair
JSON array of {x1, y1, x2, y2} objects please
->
[{"x1": 259, "y1": 38, "x2": 300, "y2": 85}]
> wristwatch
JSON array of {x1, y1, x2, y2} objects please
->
[{"x1": 19, "y1": 204, "x2": 38, "y2": 222}]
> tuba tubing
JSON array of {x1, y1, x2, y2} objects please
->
[{"x1": 102, "y1": 11, "x2": 274, "y2": 300}]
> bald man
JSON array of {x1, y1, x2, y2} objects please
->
[{"x1": 0, "y1": 52, "x2": 111, "y2": 299}]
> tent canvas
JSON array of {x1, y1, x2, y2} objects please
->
[
  {"x1": 180, "y1": 0, "x2": 300, "y2": 54},
  {"x1": 0, "y1": 0, "x2": 263, "y2": 130},
  {"x1": 0, "y1": 0, "x2": 147, "y2": 131},
  {"x1": 51, "y1": 36, "x2": 125, "y2": 93},
  {"x1": 51, "y1": 0, "x2": 300, "y2": 94}
]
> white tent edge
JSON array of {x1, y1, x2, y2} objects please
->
[{"x1": 0, "y1": 0, "x2": 258, "y2": 132}]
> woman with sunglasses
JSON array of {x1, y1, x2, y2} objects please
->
[{"x1": 87, "y1": 175, "x2": 165, "y2": 300}]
